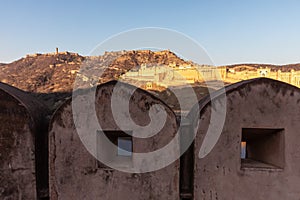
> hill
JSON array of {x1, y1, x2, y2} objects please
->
[
  {"x1": 3, "y1": 49, "x2": 300, "y2": 112},
  {"x1": 225, "y1": 63, "x2": 300, "y2": 72},
  {"x1": 0, "y1": 50, "x2": 190, "y2": 111},
  {"x1": 0, "y1": 50, "x2": 188, "y2": 93}
]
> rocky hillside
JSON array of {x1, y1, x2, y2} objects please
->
[
  {"x1": 0, "y1": 50, "x2": 188, "y2": 93},
  {"x1": 0, "y1": 50, "x2": 190, "y2": 111},
  {"x1": 3, "y1": 50, "x2": 300, "y2": 112},
  {"x1": 0, "y1": 52, "x2": 84, "y2": 93}
]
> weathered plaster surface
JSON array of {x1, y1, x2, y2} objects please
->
[
  {"x1": 190, "y1": 79, "x2": 300, "y2": 200},
  {"x1": 49, "y1": 81, "x2": 179, "y2": 200},
  {"x1": 0, "y1": 90, "x2": 36, "y2": 199}
]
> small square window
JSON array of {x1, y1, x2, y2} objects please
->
[
  {"x1": 117, "y1": 137, "x2": 132, "y2": 156},
  {"x1": 241, "y1": 128, "x2": 285, "y2": 170},
  {"x1": 96, "y1": 130, "x2": 133, "y2": 169}
]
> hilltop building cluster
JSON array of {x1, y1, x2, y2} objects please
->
[
  {"x1": 222, "y1": 65, "x2": 300, "y2": 87},
  {"x1": 120, "y1": 63, "x2": 225, "y2": 90},
  {"x1": 121, "y1": 63, "x2": 300, "y2": 90}
]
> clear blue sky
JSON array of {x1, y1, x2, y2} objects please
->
[{"x1": 1, "y1": 0, "x2": 300, "y2": 65}]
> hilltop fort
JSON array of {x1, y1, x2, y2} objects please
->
[{"x1": 1, "y1": 49, "x2": 300, "y2": 112}]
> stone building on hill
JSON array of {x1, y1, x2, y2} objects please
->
[
  {"x1": 223, "y1": 65, "x2": 300, "y2": 87},
  {"x1": 121, "y1": 62, "x2": 300, "y2": 90}
]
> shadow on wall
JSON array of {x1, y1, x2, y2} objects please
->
[{"x1": 0, "y1": 82, "x2": 50, "y2": 200}]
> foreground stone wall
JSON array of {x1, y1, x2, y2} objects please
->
[
  {"x1": 0, "y1": 89, "x2": 36, "y2": 199},
  {"x1": 0, "y1": 81, "x2": 50, "y2": 199},
  {"x1": 49, "y1": 81, "x2": 179, "y2": 200},
  {"x1": 189, "y1": 78, "x2": 300, "y2": 199},
  {"x1": 3, "y1": 78, "x2": 300, "y2": 199}
]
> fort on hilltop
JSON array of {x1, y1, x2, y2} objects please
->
[
  {"x1": 25, "y1": 48, "x2": 79, "y2": 58},
  {"x1": 121, "y1": 62, "x2": 300, "y2": 89}
]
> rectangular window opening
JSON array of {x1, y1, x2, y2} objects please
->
[
  {"x1": 96, "y1": 130, "x2": 133, "y2": 169},
  {"x1": 241, "y1": 128, "x2": 285, "y2": 170}
]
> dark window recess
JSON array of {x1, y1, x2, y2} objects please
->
[
  {"x1": 96, "y1": 131, "x2": 133, "y2": 168},
  {"x1": 241, "y1": 128, "x2": 285, "y2": 170}
]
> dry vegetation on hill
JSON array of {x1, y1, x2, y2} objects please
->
[
  {"x1": 0, "y1": 50, "x2": 188, "y2": 93},
  {"x1": 0, "y1": 50, "x2": 190, "y2": 112},
  {"x1": 2, "y1": 49, "x2": 299, "y2": 113}
]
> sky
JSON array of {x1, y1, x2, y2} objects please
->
[{"x1": 1, "y1": 0, "x2": 300, "y2": 65}]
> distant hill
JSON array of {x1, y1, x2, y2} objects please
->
[
  {"x1": 225, "y1": 63, "x2": 300, "y2": 72},
  {"x1": 0, "y1": 50, "x2": 188, "y2": 93},
  {"x1": 0, "y1": 50, "x2": 190, "y2": 111},
  {"x1": 2, "y1": 50, "x2": 300, "y2": 112}
]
